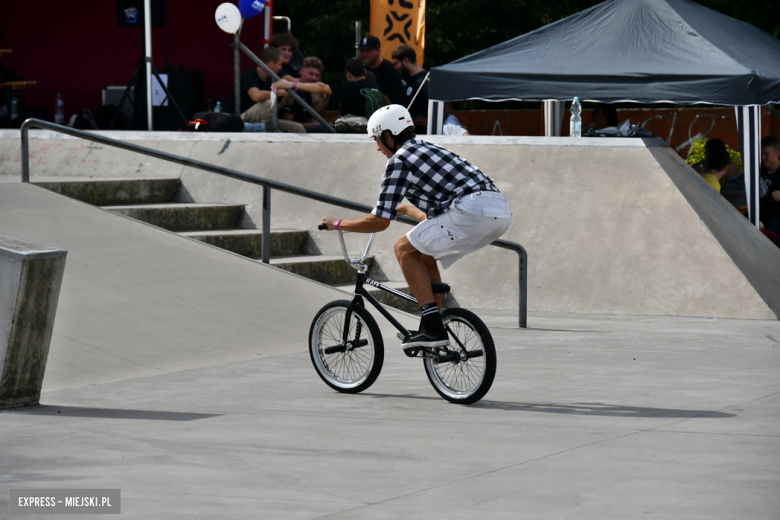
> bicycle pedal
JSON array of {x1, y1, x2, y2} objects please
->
[
  {"x1": 397, "y1": 332, "x2": 406, "y2": 341},
  {"x1": 403, "y1": 348, "x2": 418, "y2": 358}
]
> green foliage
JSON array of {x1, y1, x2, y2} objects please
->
[
  {"x1": 274, "y1": 0, "x2": 370, "y2": 85},
  {"x1": 274, "y1": 0, "x2": 780, "y2": 87},
  {"x1": 425, "y1": 0, "x2": 602, "y2": 68},
  {"x1": 696, "y1": 0, "x2": 780, "y2": 37}
]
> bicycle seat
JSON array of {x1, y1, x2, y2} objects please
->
[{"x1": 431, "y1": 280, "x2": 451, "y2": 294}]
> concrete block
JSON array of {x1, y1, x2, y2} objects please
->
[{"x1": 0, "y1": 233, "x2": 66, "y2": 408}]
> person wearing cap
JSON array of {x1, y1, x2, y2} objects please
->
[
  {"x1": 318, "y1": 105, "x2": 512, "y2": 349},
  {"x1": 392, "y1": 44, "x2": 429, "y2": 134},
  {"x1": 359, "y1": 35, "x2": 404, "y2": 105}
]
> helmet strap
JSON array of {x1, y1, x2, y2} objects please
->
[{"x1": 382, "y1": 131, "x2": 399, "y2": 153}]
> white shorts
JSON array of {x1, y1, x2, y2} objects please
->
[{"x1": 407, "y1": 191, "x2": 512, "y2": 270}]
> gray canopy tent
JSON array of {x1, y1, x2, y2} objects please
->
[{"x1": 427, "y1": 0, "x2": 780, "y2": 226}]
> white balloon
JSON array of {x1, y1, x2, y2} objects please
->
[{"x1": 215, "y1": 3, "x2": 242, "y2": 34}]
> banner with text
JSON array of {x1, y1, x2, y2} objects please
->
[{"x1": 370, "y1": 0, "x2": 426, "y2": 66}]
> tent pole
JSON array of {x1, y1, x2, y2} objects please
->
[
  {"x1": 735, "y1": 106, "x2": 762, "y2": 229},
  {"x1": 544, "y1": 100, "x2": 564, "y2": 136}
]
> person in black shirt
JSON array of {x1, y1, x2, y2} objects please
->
[
  {"x1": 281, "y1": 56, "x2": 330, "y2": 132},
  {"x1": 269, "y1": 32, "x2": 301, "y2": 80},
  {"x1": 392, "y1": 44, "x2": 429, "y2": 135},
  {"x1": 359, "y1": 35, "x2": 404, "y2": 104},
  {"x1": 274, "y1": 58, "x2": 382, "y2": 119},
  {"x1": 760, "y1": 135, "x2": 780, "y2": 235},
  {"x1": 240, "y1": 46, "x2": 304, "y2": 133}
]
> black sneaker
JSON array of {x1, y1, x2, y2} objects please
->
[{"x1": 402, "y1": 328, "x2": 449, "y2": 349}]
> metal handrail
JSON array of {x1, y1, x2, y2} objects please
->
[{"x1": 20, "y1": 119, "x2": 527, "y2": 327}]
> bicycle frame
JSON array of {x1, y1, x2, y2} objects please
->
[
  {"x1": 335, "y1": 231, "x2": 414, "y2": 345},
  {"x1": 334, "y1": 231, "x2": 474, "y2": 363}
]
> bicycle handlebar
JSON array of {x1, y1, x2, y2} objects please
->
[{"x1": 317, "y1": 223, "x2": 376, "y2": 270}]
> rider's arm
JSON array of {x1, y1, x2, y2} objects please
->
[
  {"x1": 320, "y1": 214, "x2": 390, "y2": 232},
  {"x1": 397, "y1": 204, "x2": 426, "y2": 222},
  {"x1": 274, "y1": 79, "x2": 333, "y2": 95}
]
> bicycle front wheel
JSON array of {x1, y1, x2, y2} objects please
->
[
  {"x1": 309, "y1": 300, "x2": 384, "y2": 394},
  {"x1": 424, "y1": 308, "x2": 497, "y2": 404}
]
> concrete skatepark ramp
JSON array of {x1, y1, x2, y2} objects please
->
[
  {"x1": 2, "y1": 130, "x2": 778, "y2": 320},
  {"x1": 0, "y1": 182, "x2": 416, "y2": 391}
]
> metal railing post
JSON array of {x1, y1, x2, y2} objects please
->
[
  {"x1": 519, "y1": 248, "x2": 527, "y2": 328},
  {"x1": 234, "y1": 34, "x2": 241, "y2": 116},
  {"x1": 19, "y1": 118, "x2": 528, "y2": 327},
  {"x1": 262, "y1": 186, "x2": 271, "y2": 264},
  {"x1": 355, "y1": 21, "x2": 362, "y2": 58},
  {"x1": 21, "y1": 125, "x2": 30, "y2": 183}
]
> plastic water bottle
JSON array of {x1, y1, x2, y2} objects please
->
[
  {"x1": 570, "y1": 97, "x2": 582, "y2": 138},
  {"x1": 10, "y1": 96, "x2": 19, "y2": 120},
  {"x1": 54, "y1": 93, "x2": 65, "y2": 125},
  {"x1": 214, "y1": 101, "x2": 223, "y2": 113}
]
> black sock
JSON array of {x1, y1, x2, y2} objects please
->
[{"x1": 420, "y1": 303, "x2": 443, "y2": 333}]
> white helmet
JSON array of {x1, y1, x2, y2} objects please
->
[{"x1": 367, "y1": 104, "x2": 414, "y2": 139}]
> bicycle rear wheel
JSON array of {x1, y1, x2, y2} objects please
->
[
  {"x1": 424, "y1": 308, "x2": 496, "y2": 404},
  {"x1": 309, "y1": 300, "x2": 384, "y2": 394}
]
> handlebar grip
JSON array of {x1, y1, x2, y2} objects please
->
[{"x1": 318, "y1": 224, "x2": 328, "y2": 230}]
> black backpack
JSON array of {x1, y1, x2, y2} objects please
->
[
  {"x1": 69, "y1": 108, "x2": 98, "y2": 130},
  {"x1": 187, "y1": 111, "x2": 244, "y2": 132}
]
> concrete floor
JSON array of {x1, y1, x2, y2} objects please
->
[
  {"x1": 2, "y1": 311, "x2": 779, "y2": 519},
  {"x1": 0, "y1": 182, "x2": 778, "y2": 519}
]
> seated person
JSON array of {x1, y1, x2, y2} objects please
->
[
  {"x1": 702, "y1": 148, "x2": 730, "y2": 192},
  {"x1": 760, "y1": 135, "x2": 780, "y2": 235},
  {"x1": 274, "y1": 58, "x2": 382, "y2": 119},
  {"x1": 704, "y1": 138, "x2": 740, "y2": 179},
  {"x1": 442, "y1": 102, "x2": 470, "y2": 136},
  {"x1": 269, "y1": 32, "x2": 301, "y2": 80},
  {"x1": 359, "y1": 35, "x2": 404, "y2": 104},
  {"x1": 392, "y1": 44, "x2": 429, "y2": 134},
  {"x1": 281, "y1": 56, "x2": 330, "y2": 132},
  {"x1": 239, "y1": 46, "x2": 305, "y2": 133}
]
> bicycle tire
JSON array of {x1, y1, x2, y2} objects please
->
[
  {"x1": 309, "y1": 300, "x2": 384, "y2": 394},
  {"x1": 423, "y1": 308, "x2": 496, "y2": 404}
]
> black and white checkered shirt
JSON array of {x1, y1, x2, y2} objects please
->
[{"x1": 371, "y1": 139, "x2": 498, "y2": 220}]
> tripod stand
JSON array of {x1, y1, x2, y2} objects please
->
[{"x1": 108, "y1": 57, "x2": 187, "y2": 130}]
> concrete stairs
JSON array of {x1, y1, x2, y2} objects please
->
[{"x1": 35, "y1": 178, "x2": 416, "y2": 312}]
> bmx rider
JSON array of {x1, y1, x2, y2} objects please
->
[{"x1": 319, "y1": 105, "x2": 512, "y2": 349}]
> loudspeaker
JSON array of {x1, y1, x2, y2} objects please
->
[
  {"x1": 117, "y1": 0, "x2": 167, "y2": 27},
  {"x1": 152, "y1": 68, "x2": 206, "y2": 131}
]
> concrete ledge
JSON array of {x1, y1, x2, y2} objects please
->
[{"x1": 0, "y1": 233, "x2": 67, "y2": 408}]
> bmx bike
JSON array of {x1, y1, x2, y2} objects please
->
[{"x1": 308, "y1": 228, "x2": 497, "y2": 404}]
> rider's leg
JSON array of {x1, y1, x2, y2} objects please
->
[
  {"x1": 421, "y1": 254, "x2": 442, "y2": 310},
  {"x1": 395, "y1": 235, "x2": 446, "y2": 344},
  {"x1": 395, "y1": 235, "x2": 435, "y2": 307}
]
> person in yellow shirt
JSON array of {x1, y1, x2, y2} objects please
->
[{"x1": 702, "y1": 149, "x2": 730, "y2": 192}]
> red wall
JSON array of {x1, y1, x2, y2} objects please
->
[
  {"x1": 457, "y1": 107, "x2": 779, "y2": 160},
  {"x1": 0, "y1": 1, "x2": 269, "y2": 121}
]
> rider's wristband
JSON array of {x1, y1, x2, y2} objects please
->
[
  {"x1": 293, "y1": 82, "x2": 297, "y2": 89},
  {"x1": 335, "y1": 219, "x2": 342, "y2": 230}
]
